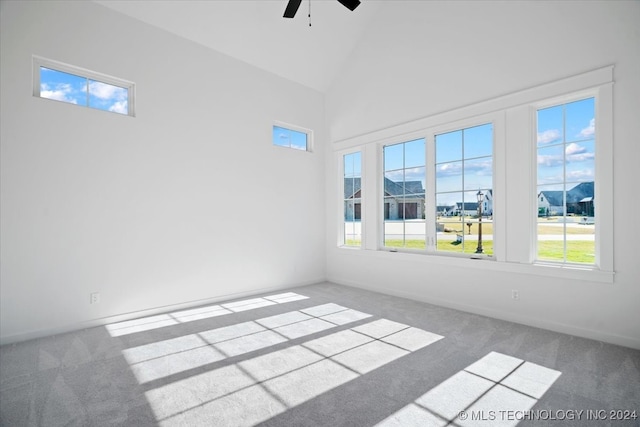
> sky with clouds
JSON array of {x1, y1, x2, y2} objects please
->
[
  {"x1": 273, "y1": 126, "x2": 308, "y2": 151},
  {"x1": 39, "y1": 67, "x2": 128, "y2": 114},
  {"x1": 382, "y1": 125, "x2": 494, "y2": 207},
  {"x1": 537, "y1": 97, "x2": 595, "y2": 189},
  {"x1": 380, "y1": 99, "x2": 594, "y2": 208}
]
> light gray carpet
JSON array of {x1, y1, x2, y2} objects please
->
[{"x1": 1, "y1": 282, "x2": 639, "y2": 426}]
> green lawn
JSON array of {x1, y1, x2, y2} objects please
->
[
  {"x1": 347, "y1": 238, "x2": 594, "y2": 264},
  {"x1": 345, "y1": 216, "x2": 595, "y2": 264},
  {"x1": 537, "y1": 240, "x2": 595, "y2": 264},
  {"x1": 384, "y1": 238, "x2": 494, "y2": 256}
]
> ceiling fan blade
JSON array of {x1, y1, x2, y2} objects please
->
[
  {"x1": 337, "y1": 0, "x2": 361, "y2": 11},
  {"x1": 283, "y1": 0, "x2": 302, "y2": 18}
]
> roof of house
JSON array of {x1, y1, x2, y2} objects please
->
[
  {"x1": 344, "y1": 177, "x2": 361, "y2": 199},
  {"x1": 437, "y1": 205, "x2": 455, "y2": 211},
  {"x1": 456, "y1": 202, "x2": 479, "y2": 211},
  {"x1": 383, "y1": 178, "x2": 424, "y2": 198},
  {"x1": 541, "y1": 190, "x2": 564, "y2": 206},
  {"x1": 567, "y1": 182, "x2": 594, "y2": 202},
  {"x1": 539, "y1": 181, "x2": 594, "y2": 206}
]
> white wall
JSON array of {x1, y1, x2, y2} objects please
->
[
  {"x1": 325, "y1": 1, "x2": 640, "y2": 349},
  {"x1": 0, "y1": 0, "x2": 326, "y2": 343}
]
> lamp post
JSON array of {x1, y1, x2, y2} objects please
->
[{"x1": 476, "y1": 190, "x2": 484, "y2": 254}]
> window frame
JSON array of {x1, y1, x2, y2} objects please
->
[
  {"x1": 334, "y1": 66, "x2": 614, "y2": 283},
  {"x1": 373, "y1": 114, "x2": 500, "y2": 259},
  {"x1": 272, "y1": 121, "x2": 314, "y2": 152},
  {"x1": 381, "y1": 136, "x2": 426, "y2": 251},
  {"x1": 32, "y1": 55, "x2": 135, "y2": 117},
  {"x1": 428, "y1": 116, "x2": 499, "y2": 259},
  {"x1": 342, "y1": 150, "x2": 363, "y2": 248},
  {"x1": 530, "y1": 86, "x2": 613, "y2": 273}
]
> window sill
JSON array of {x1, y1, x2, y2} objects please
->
[{"x1": 333, "y1": 246, "x2": 615, "y2": 283}]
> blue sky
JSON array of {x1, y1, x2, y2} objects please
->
[
  {"x1": 273, "y1": 126, "x2": 308, "y2": 151},
  {"x1": 344, "y1": 152, "x2": 361, "y2": 178},
  {"x1": 380, "y1": 98, "x2": 594, "y2": 208},
  {"x1": 537, "y1": 97, "x2": 595, "y2": 190},
  {"x1": 382, "y1": 125, "x2": 494, "y2": 206},
  {"x1": 40, "y1": 67, "x2": 128, "y2": 114},
  {"x1": 435, "y1": 123, "x2": 493, "y2": 205},
  {"x1": 384, "y1": 138, "x2": 426, "y2": 191}
]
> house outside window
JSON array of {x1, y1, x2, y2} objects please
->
[
  {"x1": 336, "y1": 67, "x2": 613, "y2": 282},
  {"x1": 435, "y1": 123, "x2": 493, "y2": 256},
  {"x1": 343, "y1": 152, "x2": 362, "y2": 247},
  {"x1": 536, "y1": 97, "x2": 595, "y2": 264},
  {"x1": 383, "y1": 139, "x2": 426, "y2": 249}
]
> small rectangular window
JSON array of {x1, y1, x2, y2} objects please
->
[
  {"x1": 272, "y1": 124, "x2": 311, "y2": 151},
  {"x1": 536, "y1": 97, "x2": 595, "y2": 265},
  {"x1": 343, "y1": 152, "x2": 362, "y2": 247},
  {"x1": 33, "y1": 56, "x2": 134, "y2": 116}
]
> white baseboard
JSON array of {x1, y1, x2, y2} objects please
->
[
  {"x1": 328, "y1": 276, "x2": 640, "y2": 351},
  {"x1": 0, "y1": 278, "x2": 322, "y2": 346}
]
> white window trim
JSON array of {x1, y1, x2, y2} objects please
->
[
  {"x1": 32, "y1": 55, "x2": 135, "y2": 117},
  {"x1": 380, "y1": 133, "x2": 427, "y2": 252},
  {"x1": 530, "y1": 85, "x2": 613, "y2": 272},
  {"x1": 427, "y1": 113, "x2": 504, "y2": 260},
  {"x1": 334, "y1": 66, "x2": 614, "y2": 283},
  {"x1": 338, "y1": 147, "x2": 364, "y2": 248},
  {"x1": 373, "y1": 114, "x2": 501, "y2": 259},
  {"x1": 273, "y1": 121, "x2": 314, "y2": 152}
]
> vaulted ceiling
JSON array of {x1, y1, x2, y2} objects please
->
[{"x1": 94, "y1": 0, "x2": 383, "y2": 92}]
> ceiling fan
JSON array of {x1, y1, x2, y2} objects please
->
[{"x1": 283, "y1": 0, "x2": 361, "y2": 18}]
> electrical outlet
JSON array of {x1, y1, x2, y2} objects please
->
[
  {"x1": 90, "y1": 292, "x2": 100, "y2": 304},
  {"x1": 512, "y1": 290, "x2": 519, "y2": 300}
]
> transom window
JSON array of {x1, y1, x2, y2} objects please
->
[
  {"x1": 272, "y1": 124, "x2": 311, "y2": 151},
  {"x1": 33, "y1": 56, "x2": 134, "y2": 116},
  {"x1": 536, "y1": 97, "x2": 595, "y2": 265}
]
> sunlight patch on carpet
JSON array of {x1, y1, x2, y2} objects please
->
[
  {"x1": 376, "y1": 351, "x2": 561, "y2": 427},
  {"x1": 105, "y1": 292, "x2": 308, "y2": 337}
]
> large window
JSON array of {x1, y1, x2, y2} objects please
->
[
  {"x1": 383, "y1": 139, "x2": 425, "y2": 249},
  {"x1": 335, "y1": 67, "x2": 613, "y2": 281},
  {"x1": 33, "y1": 56, "x2": 134, "y2": 116},
  {"x1": 343, "y1": 152, "x2": 362, "y2": 247},
  {"x1": 435, "y1": 124, "x2": 493, "y2": 256},
  {"x1": 536, "y1": 97, "x2": 595, "y2": 264}
]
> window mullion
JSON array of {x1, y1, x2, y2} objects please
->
[{"x1": 426, "y1": 134, "x2": 437, "y2": 253}]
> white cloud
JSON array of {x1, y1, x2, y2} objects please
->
[
  {"x1": 565, "y1": 142, "x2": 585, "y2": 156},
  {"x1": 566, "y1": 169, "x2": 594, "y2": 181},
  {"x1": 88, "y1": 81, "x2": 127, "y2": 101},
  {"x1": 579, "y1": 118, "x2": 595, "y2": 138},
  {"x1": 537, "y1": 154, "x2": 563, "y2": 167},
  {"x1": 538, "y1": 174, "x2": 564, "y2": 186},
  {"x1": 109, "y1": 100, "x2": 128, "y2": 114},
  {"x1": 385, "y1": 168, "x2": 425, "y2": 182},
  {"x1": 384, "y1": 170, "x2": 403, "y2": 181},
  {"x1": 465, "y1": 159, "x2": 493, "y2": 176},
  {"x1": 40, "y1": 83, "x2": 77, "y2": 104},
  {"x1": 538, "y1": 143, "x2": 593, "y2": 167},
  {"x1": 537, "y1": 129, "x2": 561, "y2": 144},
  {"x1": 404, "y1": 167, "x2": 425, "y2": 181},
  {"x1": 566, "y1": 142, "x2": 594, "y2": 162},
  {"x1": 436, "y1": 163, "x2": 462, "y2": 177}
]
